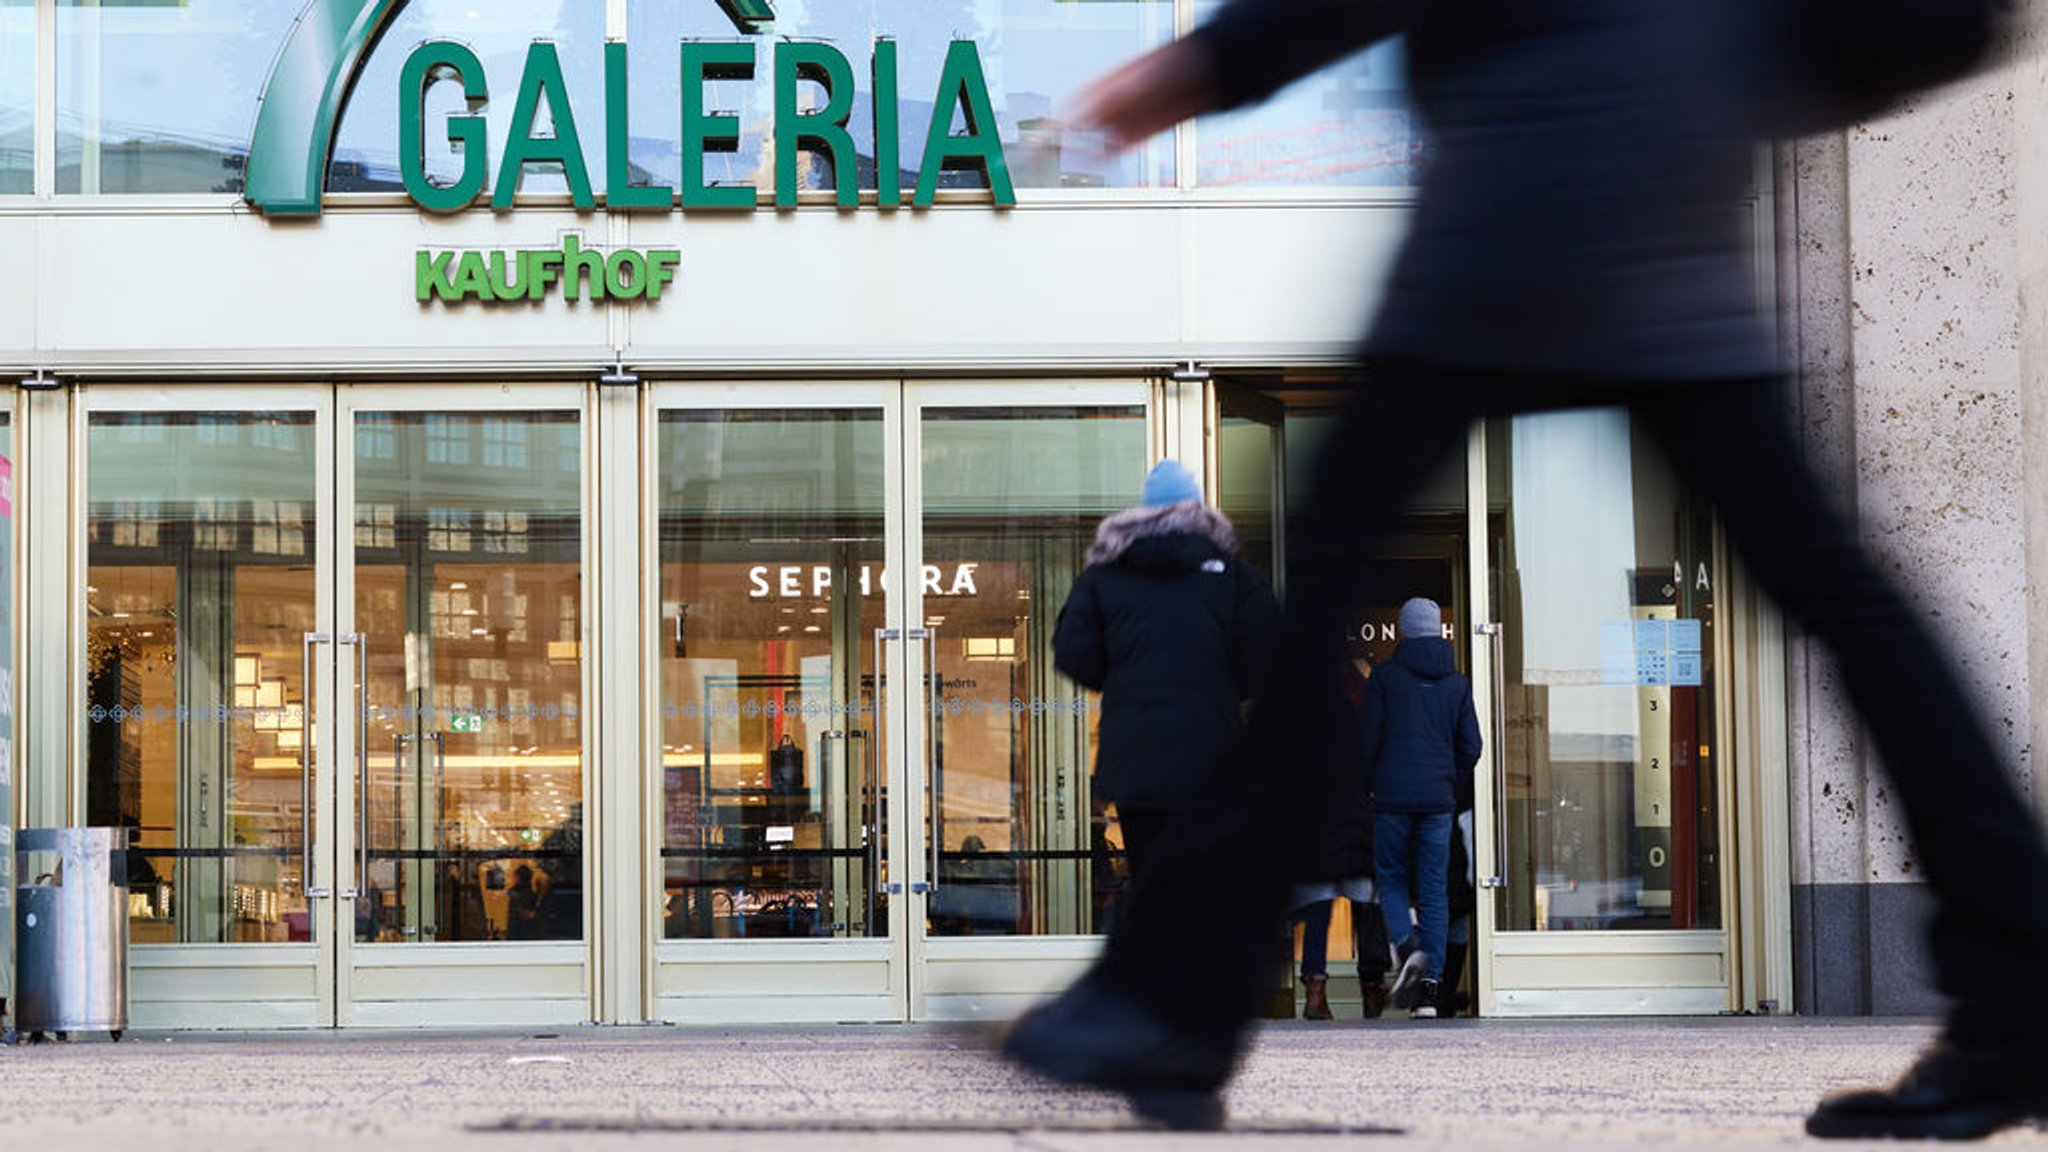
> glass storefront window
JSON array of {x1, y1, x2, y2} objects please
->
[
  {"x1": 86, "y1": 412, "x2": 318, "y2": 945},
  {"x1": 623, "y1": 0, "x2": 1174, "y2": 198},
  {"x1": 1, "y1": 1, "x2": 31, "y2": 193},
  {"x1": 353, "y1": 410, "x2": 584, "y2": 943},
  {"x1": 328, "y1": 0, "x2": 604, "y2": 195},
  {"x1": 1193, "y1": 0, "x2": 1420, "y2": 190},
  {"x1": 56, "y1": 0, "x2": 302, "y2": 194},
  {"x1": 1487, "y1": 409, "x2": 1721, "y2": 932},
  {"x1": 658, "y1": 408, "x2": 887, "y2": 940},
  {"x1": 921, "y1": 405, "x2": 1145, "y2": 936}
]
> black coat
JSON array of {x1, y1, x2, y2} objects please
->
[
  {"x1": 1054, "y1": 502, "x2": 1282, "y2": 811},
  {"x1": 1194, "y1": 0, "x2": 1774, "y2": 385},
  {"x1": 1359, "y1": 637, "x2": 1483, "y2": 815}
]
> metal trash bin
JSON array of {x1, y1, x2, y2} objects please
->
[{"x1": 15, "y1": 828, "x2": 129, "y2": 1041}]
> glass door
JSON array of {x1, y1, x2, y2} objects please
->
[
  {"x1": 1471, "y1": 409, "x2": 1730, "y2": 1015},
  {"x1": 647, "y1": 380, "x2": 1150, "y2": 1022},
  {"x1": 82, "y1": 388, "x2": 331, "y2": 1028},
  {"x1": 332, "y1": 384, "x2": 591, "y2": 1027},
  {"x1": 649, "y1": 384, "x2": 903, "y2": 1023},
  {"x1": 905, "y1": 381, "x2": 1148, "y2": 1020}
]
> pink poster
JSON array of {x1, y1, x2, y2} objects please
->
[{"x1": 0, "y1": 455, "x2": 10, "y2": 518}]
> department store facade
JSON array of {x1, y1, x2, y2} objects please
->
[{"x1": 1, "y1": 0, "x2": 2037, "y2": 1030}]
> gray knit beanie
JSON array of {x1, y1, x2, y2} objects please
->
[{"x1": 1397, "y1": 597, "x2": 1442, "y2": 640}]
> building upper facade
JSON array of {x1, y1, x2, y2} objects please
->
[{"x1": 0, "y1": 0, "x2": 1439, "y2": 377}]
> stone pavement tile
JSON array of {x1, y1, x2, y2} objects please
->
[{"x1": 0, "y1": 1019, "x2": 2042, "y2": 1150}]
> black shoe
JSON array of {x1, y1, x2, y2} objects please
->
[
  {"x1": 1806, "y1": 1040, "x2": 2048, "y2": 1140},
  {"x1": 1001, "y1": 975, "x2": 1235, "y2": 1131},
  {"x1": 1389, "y1": 942, "x2": 1429, "y2": 1010},
  {"x1": 1409, "y1": 979, "x2": 1441, "y2": 1019}
]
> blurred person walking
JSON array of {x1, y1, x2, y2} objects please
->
[
  {"x1": 1002, "y1": 0, "x2": 2048, "y2": 1138},
  {"x1": 1053, "y1": 459, "x2": 1282, "y2": 886}
]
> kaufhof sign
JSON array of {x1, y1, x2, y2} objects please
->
[{"x1": 243, "y1": 0, "x2": 1014, "y2": 304}]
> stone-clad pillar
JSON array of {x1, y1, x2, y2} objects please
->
[{"x1": 1780, "y1": 23, "x2": 2039, "y2": 1015}]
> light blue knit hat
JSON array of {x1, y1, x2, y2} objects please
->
[{"x1": 1140, "y1": 459, "x2": 1201, "y2": 507}]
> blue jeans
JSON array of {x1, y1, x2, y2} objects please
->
[{"x1": 1376, "y1": 811, "x2": 1452, "y2": 981}]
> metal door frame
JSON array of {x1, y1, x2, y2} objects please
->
[
  {"x1": 1466, "y1": 417, "x2": 1740, "y2": 1017},
  {"x1": 329, "y1": 382, "x2": 594, "y2": 1028}
]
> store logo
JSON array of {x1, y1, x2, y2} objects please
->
[
  {"x1": 415, "y1": 235, "x2": 681, "y2": 304},
  {"x1": 244, "y1": 0, "x2": 1012, "y2": 218}
]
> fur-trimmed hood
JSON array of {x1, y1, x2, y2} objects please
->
[{"x1": 1086, "y1": 501, "x2": 1239, "y2": 567}]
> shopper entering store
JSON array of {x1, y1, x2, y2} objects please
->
[
  {"x1": 1003, "y1": 0, "x2": 2048, "y2": 1138},
  {"x1": 1052, "y1": 459, "x2": 1282, "y2": 884},
  {"x1": 1360, "y1": 597, "x2": 1480, "y2": 1020}
]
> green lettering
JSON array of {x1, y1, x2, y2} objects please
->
[
  {"x1": 915, "y1": 41, "x2": 1015, "y2": 208},
  {"x1": 416, "y1": 250, "x2": 456, "y2": 302},
  {"x1": 681, "y1": 42, "x2": 758, "y2": 210},
  {"x1": 605, "y1": 249, "x2": 648, "y2": 299},
  {"x1": 494, "y1": 43, "x2": 595, "y2": 211},
  {"x1": 529, "y1": 250, "x2": 563, "y2": 300},
  {"x1": 606, "y1": 42, "x2": 674, "y2": 212},
  {"x1": 645, "y1": 250, "x2": 681, "y2": 299},
  {"x1": 775, "y1": 43, "x2": 858, "y2": 209},
  {"x1": 487, "y1": 250, "x2": 527, "y2": 299},
  {"x1": 872, "y1": 39, "x2": 902, "y2": 209},
  {"x1": 562, "y1": 235, "x2": 606, "y2": 301},
  {"x1": 400, "y1": 43, "x2": 488, "y2": 214},
  {"x1": 451, "y1": 251, "x2": 494, "y2": 301}
]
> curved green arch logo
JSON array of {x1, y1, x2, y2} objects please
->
[{"x1": 244, "y1": 0, "x2": 776, "y2": 216}]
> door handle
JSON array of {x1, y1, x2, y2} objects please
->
[
  {"x1": 908, "y1": 626, "x2": 939, "y2": 896},
  {"x1": 823, "y1": 727, "x2": 877, "y2": 935},
  {"x1": 1475, "y1": 622, "x2": 1509, "y2": 890},
  {"x1": 341, "y1": 632, "x2": 367, "y2": 899},
  {"x1": 872, "y1": 628, "x2": 897, "y2": 915},
  {"x1": 301, "y1": 632, "x2": 333, "y2": 898}
]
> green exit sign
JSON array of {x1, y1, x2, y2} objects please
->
[{"x1": 448, "y1": 714, "x2": 483, "y2": 734}]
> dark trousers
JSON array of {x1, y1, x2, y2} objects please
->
[
  {"x1": 1291, "y1": 899, "x2": 1333, "y2": 979},
  {"x1": 1376, "y1": 811, "x2": 1453, "y2": 981},
  {"x1": 1094, "y1": 367, "x2": 2048, "y2": 1050},
  {"x1": 1291, "y1": 896, "x2": 1393, "y2": 980},
  {"x1": 1117, "y1": 805, "x2": 1173, "y2": 889}
]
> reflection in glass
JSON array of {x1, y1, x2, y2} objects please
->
[
  {"x1": 1193, "y1": 1, "x2": 1421, "y2": 189},
  {"x1": 86, "y1": 412, "x2": 318, "y2": 944},
  {"x1": 1217, "y1": 389, "x2": 1283, "y2": 584},
  {"x1": 328, "y1": 0, "x2": 604, "y2": 194},
  {"x1": 659, "y1": 410, "x2": 886, "y2": 940},
  {"x1": 1, "y1": 1, "x2": 30, "y2": 193},
  {"x1": 625, "y1": 0, "x2": 1174, "y2": 197},
  {"x1": 922, "y1": 406, "x2": 1144, "y2": 937},
  {"x1": 1488, "y1": 410, "x2": 1721, "y2": 932},
  {"x1": 354, "y1": 411, "x2": 583, "y2": 943},
  {"x1": 56, "y1": 0, "x2": 302, "y2": 194}
]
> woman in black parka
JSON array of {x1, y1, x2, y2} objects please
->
[{"x1": 1053, "y1": 459, "x2": 1282, "y2": 884}]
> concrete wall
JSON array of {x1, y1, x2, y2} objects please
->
[{"x1": 1781, "y1": 16, "x2": 2046, "y2": 1016}]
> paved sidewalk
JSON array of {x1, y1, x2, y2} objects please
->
[{"x1": 0, "y1": 1017, "x2": 2038, "y2": 1150}]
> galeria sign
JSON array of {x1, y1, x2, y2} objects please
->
[{"x1": 402, "y1": 39, "x2": 1015, "y2": 213}]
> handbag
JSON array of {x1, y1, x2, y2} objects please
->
[{"x1": 769, "y1": 733, "x2": 806, "y2": 794}]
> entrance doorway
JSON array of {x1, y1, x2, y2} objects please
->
[
  {"x1": 647, "y1": 380, "x2": 1150, "y2": 1023},
  {"x1": 1254, "y1": 392, "x2": 1736, "y2": 1018},
  {"x1": 84, "y1": 385, "x2": 591, "y2": 1028},
  {"x1": 1473, "y1": 410, "x2": 1729, "y2": 1014}
]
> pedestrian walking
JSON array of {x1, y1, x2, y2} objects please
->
[
  {"x1": 1002, "y1": 0, "x2": 2048, "y2": 1137},
  {"x1": 1361, "y1": 597, "x2": 1481, "y2": 1019},
  {"x1": 1052, "y1": 459, "x2": 1282, "y2": 884}
]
